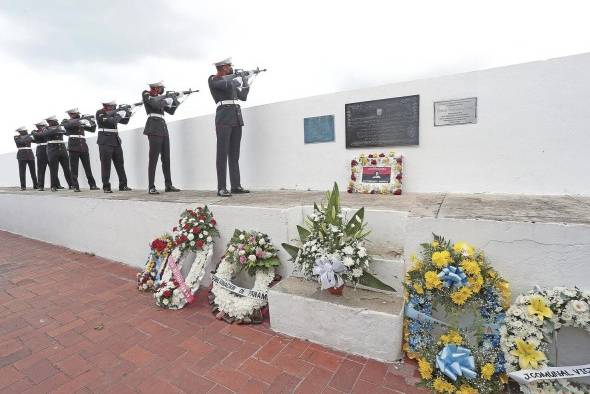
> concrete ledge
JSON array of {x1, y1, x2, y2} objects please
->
[{"x1": 268, "y1": 277, "x2": 405, "y2": 362}]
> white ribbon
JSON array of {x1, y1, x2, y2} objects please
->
[
  {"x1": 509, "y1": 364, "x2": 590, "y2": 384},
  {"x1": 313, "y1": 255, "x2": 346, "y2": 290}
]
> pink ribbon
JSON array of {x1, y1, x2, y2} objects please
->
[{"x1": 167, "y1": 255, "x2": 195, "y2": 304}]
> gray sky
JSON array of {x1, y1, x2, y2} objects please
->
[{"x1": 1, "y1": 0, "x2": 589, "y2": 153}]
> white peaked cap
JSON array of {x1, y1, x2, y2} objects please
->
[
  {"x1": 214, "y1": 57, "x2": 232, "y2": 67},
  {"x1": 66, "y1": 108, "x2": 79, "y2": 114},
  {"x1": 45, "y1": 115, "x2": 58, "y2": 122},
  {"x1": 148, "y1": 81, "x2": 164, "y2": 88},
  {"x1": 15, "y1": 126, "x2": 27, "y2": 132},
  {"x1": 35, "y1": 120, "x2": 49, "y2": 126},
  {"x1": 102, "y1": 100, "x2": 116, "y2": 106}
]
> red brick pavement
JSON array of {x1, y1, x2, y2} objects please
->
[{"x1": 0, "y1": 231, "x2": 428, "y2": 393}]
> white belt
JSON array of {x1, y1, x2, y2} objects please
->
[
  {"x1": 18, "y1": 147, "x2": 32, "y2": 150},
  {"x1": 69, "y1": 135, "x2": 86, "y2": 139},
  {"x1": 217, "y1": 100, "x2": 239, "y2": 106},
  {"x1": 100, "y1": 128, "x2": 118, "y2": 133},
  {"x1": 149, "y1": 113, "x2": 164, "y2": 118},
  {"x1": 48, "y1": 140, "x2": 65, "y2": 144},
  {"x1": 37, "y1": 143, "x2": 47, "y2": 146}
]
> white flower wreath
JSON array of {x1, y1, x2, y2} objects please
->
[
  {"x1": 154, "y1": 245, "x2": 213, "y2": 310},
  {"x1": 501, "y1": 286, "x2": 590, "y2": 393},
  {"x1": 210, "y1": 257, "x2": 275, "y2": 321}
]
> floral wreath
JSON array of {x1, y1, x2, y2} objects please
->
[
  {"x1": 404, "y1": 234, "x2": 511, "y2": 394},
  {"x1": 209, "y1": 229, "x2": 281, "y2": 324},
  {"x1": 137, "y1": 233, "x2": 174, "y2": 292},
  {"x1": 348, "y1": 151, "x2": 402, "y2": 195},
  {"x1": 154, "y1": 207, "x2": 218, "y2": 309},
  {"x1": 501, "y1": 286, "x2": 590, "y2": 394}
]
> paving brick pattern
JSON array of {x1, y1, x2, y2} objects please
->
[{"x1": 0, "y1": 231, "x2": 427, "y2": 393}]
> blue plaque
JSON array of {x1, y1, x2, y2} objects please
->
[{"x1": 304, "y1": 115, "x2": 335, "y2": 144}]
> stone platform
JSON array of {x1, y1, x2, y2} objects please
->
[
  {"x1": 1, "y1": 188, "x2": 589, "y2": 363},
  {"x1": 269, "y1": 277, "x2": 405, "y2": 362}
]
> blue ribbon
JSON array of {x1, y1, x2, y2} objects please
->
[
  {"x1": 435, "y1": 345, "x2": 477, "y2": 381},
  {"x1": 438, "y1": 266, "x2": 468, "y2": 289}
]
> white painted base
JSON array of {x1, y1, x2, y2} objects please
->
[{"x1": 268, "y1": 277, "x2": 404, "y2": 362}]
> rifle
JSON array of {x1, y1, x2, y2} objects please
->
[
  {"x1": 81, "y1": 114, "x2": 95, "y2": 121},
  {"x1": 118, "y1": 101, "x2": 144, "y2": 111},
  {"x1": 223, "y1": 67, "x2": 267, "y2": 81},
  {"x1": 165, "y1": 88, "x2": 199, "y2": 98}
]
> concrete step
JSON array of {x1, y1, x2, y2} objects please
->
[{"x1": 268, "y1": 276, "x2": 405, "y2": 362}]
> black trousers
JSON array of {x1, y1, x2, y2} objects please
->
[
  {"x1": 36, "y1": 147, "x2": 49, "y2": 188},
  {"x1": 216, "y1": 125, "x2": 242, "y2": 191},
  {"x1": 18, "y1": 159, "x2": 37, "y2": 189},
  {"x1": 147, "y1": 135, "x2": 172, "y2": 189},
  {"x1": 99, "y1": 144, "x2": 127, "y2": 190},
  {"x1": 69, "y1": 150, "x2": 97, "y2": 189},
  {"x1": 47, "y1": 145, "x2": 72, "y2": 189}
]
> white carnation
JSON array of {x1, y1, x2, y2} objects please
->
[
  {"x1": 357, "y1": 247, "x2": 367, "y2": 258},
  {"x1": 352, "y1": 268, "x2": 363, "y2": 277},
  {"x1": 239, "y1": 250, "x2": 245, "y2": 256},
  {"x1": 207, "y1": 236, "x2": 213, "y2": 242},
  {"x1": 259, "y1": 238, "x2": 266, "y2": 245},
  {"x1": 343, "y1": 256, "x2": 354, "y2": 267},
  {"x1": 239, "y1": 234, "x2": 245, "y2": 240},
  {"x1": 248, "y1": 255, "x2": 256, "y2": 262},
  {"x1": 343, "y1": 246, "x2": 354, "y2": 255},
  {"x1": 190, "y1": 241, "x2": 195, "y2": 246},
  {"x1": 188, "y1": 233, "x2": 194, "y2": 241},
  {"x1": 228, "y1": 246, "x2": 235, "y2": 252},
  {"x1": 162, "y1": 298, "x2": 169, "y2": 305},
  {"x1": 198, "y1": 233, "x2": 203, "y2": 239},
  {"x1": 203, "y1": 231, "x2": 209, "y2": 236}
]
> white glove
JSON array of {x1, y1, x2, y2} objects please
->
[
  {"x1": 177, "y1": 92, "x2": 184, "y2": 99},
  {"x1": 80, "y1": 119, "x2": 91, "y2": 127},
  {"x1": 117, "y1": 110, "x2": 127, "y2": 118},
  {"x1": 130, "y1": 104, "x2": 137, "y2": 111},
  {"x1": 164, "y1": 97, "x2": 173, "y2": 107}
]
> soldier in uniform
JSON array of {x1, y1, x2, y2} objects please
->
[
  {"x1": 142, "y1": 81, "x2": 181, "y2": 195},
  {"x1": 62, "y1": 108, "x2": 99, "y2": 192},
  {"x1": 31, "y1": 120, "x2": 53, "y2": 191},
  {"x1": 42, "y1": 116, "x2": 73, "y2": 192},
  {"x1": 95, "y1": 100, "x2": 132, "y2": 193},
  {"x1": 13, "y1": 126, "x2": 38, "y2": 190},
  {"x1": 208, "y1": 57, "x2": 250, "y2": 197}
]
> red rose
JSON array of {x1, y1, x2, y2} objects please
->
[
  {"x1": 210, "y1": 219, "x2": 216, "y2": 225},
  {"x1": 347, "y1": 189, "x2": 353, "y2": 193},
  {"x1": 368, "y1": 154, "x2": 374, "y2": 158},
  {"x1": 183, "y1": 224, "x2": 189, "y2": 230},
  {"x1": 198, "y1": 216, "x2": 205, "y2": 221},
  {"x1": 163, "y1": 290, "x2": 172, "y2": 298},
  {"x1": 351, "y1": 174, "x2": 356, "y2": 181},
  {"x1": 371, "y1": 159, "x2": 377, "y2": 165},
  {"x1": 396, "y1": 158, "x2": 402, "y2": 164},
  {"x1": 192, "y1": 227, "x2": 201, "y2": 234},
  {"x1": 379, "y1": 153, "x2": 385, "y2": 157},
  {"x1": 396, "y1": 173, "x2": 402, "y2": 180},
  {"x1": 196, "y1": 240, "x2": 204, "y2": 248},
  {"x1": 172, "y1": 226, "x2": 177, "y2": 232},
  {"x1": 172, "y1": 279, "x2": 179, "y2": 287},
  {"x1": 394, "y1": 189, "x2": 402, "y2": 195},
  {"x1": 351, "y1": 160, "x2": 358, "y2": 166}
]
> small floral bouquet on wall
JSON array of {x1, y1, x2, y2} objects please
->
[
  {"x1": 172, "y1": 206, "x2": 219, "y2": 253},
  {"x1": 349, "y1": 151, "x2": 403, "y2": 195},
  {"x1": 283, "y1": 183, "x2": 393, "y2": 295}
]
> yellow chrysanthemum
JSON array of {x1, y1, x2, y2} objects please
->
[
  {"x1": 431, "y1": 241, "x2": 440, "y2": 248},
  {"x1": 425, "y1": 271, "x2": 443, "y2": 290},
  {"x1": 527, "y1": 295, "x2": 553, "y2": 321},
  {"x1": 408, "y1": 255, "x2": 423, "y2": 272},
  {"x1": 510, "y1": 339, "x2": 547, "y2": 370},
  {"x1": 439, "y1": 330, "x2": 463, "y2": 346},
  {"x1": 456, "y1": 384, "x2": 478, "y2": 394},
  {"x1": 481, "y1": 363, "x2": 495, "y2": 380},
  {"x1": 432, "y1": 377, "x2": 456, "y2": 393},
  {"x1": 418, "y1": 358, "x2": 433, "y2": 380},
  {"x1": 497, "y1": 280, "x2": 511, "y2": 309},
  {"x1": 450, "y1": 287, "x2": 472, "y2": 305},
  {"x1": 413, "y1": 283, "x2": 424, "y2": 295},
  {"x1": 467, "y1": 274, "x2": 484, "y2": 293},
  {"x1": 460, "y1": 259, "x2": 481, "y2": 275},
  {"x1": 432, "y1": 250, "x2": 452, "y2": 268},
  {"x1": 453, "y1": 241, "x2": 474, "y2": 257}
]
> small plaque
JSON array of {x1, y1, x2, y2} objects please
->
[
  {"x1": 345, "y1": 95, "x2": 419, "y2": 148},
  {"x1": 349, "y1": 152, "x2": 403, "y2": 195},
  {"x1": 434, "y1": 97, "x2": 477, "y2": 126},
  {"x1": 304, "y1": 115, "x2": 335, "y2": 144}
]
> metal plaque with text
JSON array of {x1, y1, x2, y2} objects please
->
[{"x1": 434, "y1": 97, "x2": 477, "y2": 126}]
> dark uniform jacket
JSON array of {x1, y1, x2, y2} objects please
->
[
  {"x1": 31, "y1": 129, "x2": 48, "y2": 153},
  {"x1": 40, "y1": 125, "x2": 67, "y2": 152},
  {"x1": 142, "y1": 91, "x2": 178, "y2": 137},
  {"x1": 208, "y1": 75, "x2": 249, "y2": 127},
  {"x1": 62, "y1": 117, "x2": 97, "y2": 153},
  {"x1": 95, "y1": 109, "x2": 130, "y2": 147},
  {"x1": 14, "y1": 131, "x2": 35, "y2": 161}
]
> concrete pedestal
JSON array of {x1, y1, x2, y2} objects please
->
[{"x1": 268, "y1": 277, "x2": 405, "y2": 362}]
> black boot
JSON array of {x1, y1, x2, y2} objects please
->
[
  {"x1": 231, "y1": 186, "x2": 250, "y2": 194},
  {"x1": 103, "y1": 187, "x2": 112, "y2": 194},
  {"x1": 119, "y1": 186, "x2": 132, "y2": 191},
  {"x1": 89, "y1": 185, "x2": 100, "y2": 191},
  {"x1": 149, "y1": 188, "x2": 160, "y2": 195},
  {"x1": 165, "y1": 186, "x2": 180, "y2": 192},
  {"x1": 217, "y1": 189, "x2": 231, "y2": 197}
]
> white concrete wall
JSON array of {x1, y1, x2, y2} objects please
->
[{"x1": 2, "y1": 53, "x2": 590, "y2": 194}]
